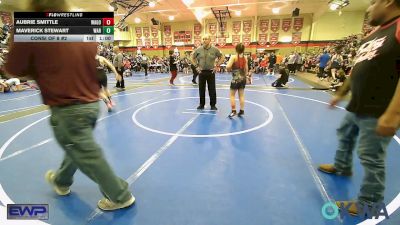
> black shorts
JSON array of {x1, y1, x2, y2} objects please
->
[
  {"x1": 97, "y1": 70, "x2": 107, "y2": 88},
  {"x1": 230, "y1": 79, "x2": 246, "y2": 90}
]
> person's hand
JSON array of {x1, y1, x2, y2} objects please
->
[
  {"x1": 116, "y1": 74, "x2": 122, "y2": 82},
  {"x1": 196, "y1": 66, "x2": 202, "y2": 74},
  {"x1": 329, "y1": 95, "x2": 344, "y2": 109},
  {"x1": 376, "y1": 112, "x2": 400, "y2": 137},
  {"x1": 212, "y1": 66, "x2": 218, "y2": 73}
]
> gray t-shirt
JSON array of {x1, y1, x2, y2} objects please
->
[
  {"x1": 113, "y1": 53, "x2": 123, "y2": 70},
  {"x1": 193, "y1": 45, "x2": 222, "y2": 70}
]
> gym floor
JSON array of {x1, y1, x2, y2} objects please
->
[{"x1": 0, "y1": 72, "x2": 399, "y2": 225}]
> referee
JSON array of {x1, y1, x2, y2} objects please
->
[{"x1": 192, "y1": 34, "x2": 224, "y2": 110}]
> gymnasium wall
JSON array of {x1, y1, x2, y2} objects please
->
[
  {"x1": 116, "y1": 10, "x2": 365, "y2": 57},
  {"x1": 310, "y1": 11, "x2": 365, "y2": 40}
]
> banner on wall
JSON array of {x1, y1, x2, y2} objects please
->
[
  {"x1": 232, "y1": 21, "x2": 241, "y2": 34},
  {"x1": 242, "y1": 34, "x2": 251, "y2": 46},
  {"x1": 136, "y1": 39, "x2": 143, "y2": 47},
  {"x1": 217, "y1": 37, "x2": 226, "y2": 47},
  {"x1": 194, "y1": 36, "x2": 202, "y2": 47},
  {"x1": 270, "y1": 33, "x2": 279, "y2": 45},
  {"x1": 0, "y1": 12, "x2": 12, "y2": 25},
  {"x1": 258, "y1": 33, "x2": 268, "y2": 46},
  {"x1": 143, "y1": 27, "x2": 150, "y2": 38},
  {"x1": 282, "y1": 18, "x2": 292, "y2": 32},
  {"x1": 151, "y1": 26, "x2": 158, "y2": 37},
  {"x1": 259, "y1": 19, "x2": 269, "y2": 33},
  {"x1": 173, "y1": 31, "x2": 192, "y2": 43},
  {"x1": 135, "y1": 27, "x2": 142, "y2": 38},
  {"x1": 210, "y1": 35, "x2": 216, "y2": 45},
  {"x1": 209, "y1": 23, "x2": 217, "y2": 35},
  {"x1": 292, "y1": 32, "x2": 302, "y2": 44},
  {"x1": 164, "y1": 25, "x2": 171, "y2": 36},
  {"x1": 232, "y1": 35, "x2": 241, "y2": 46},
  {"x1": 194, "y1": 23, "x2": 202, "y2": 36},
  {"x1": 164, "y1": 37, "x2": 172, "y2": 48},
  {"x1": 145, "y1": 38, "x2": 151, "y2": 48},
  {"x1": 271, "y1": 19, "x2": 280, "y2": 32},
  {"x1": 293, "y1": 18, "x2": 304, "y2": 31},
  {"x1": 243, "y1": 20, "x2": 252, "y2": 33},
  {"x1": 152, "y1": 38, "x2": 159, "y2": 48}
]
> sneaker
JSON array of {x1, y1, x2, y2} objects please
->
[
  {"x1": 192, "y1": 81, "x2": 198, "y2": 85},
  {"x1": 238, "y1": 110, "x2": 244, "y2": 117},
  {"x1": 197, "y1": 105, "x2": 204, "y2": 110},
  {"x1": 228, "y1": 110, "x2": 237, "y2": 118},
  {"x1": 97, "y1": 194, "x2": 135, "y2": 211},
  {"x1": 210, "y1": 106, "x2": 218, "y2": 111},
  {"x1": 318, "y1": 164, "x2": 352, "y2": 176},
  {"x1": 45, "y1": 170, "x2": 71, "y2": 196},
  {"x1": 335, "y1": 201, "x2": 359, "y2": 217}
]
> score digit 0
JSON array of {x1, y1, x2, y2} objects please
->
[
  {"x1": 103, "y1": 26, "x2": 114, "y2": 34},
  {"x1": 102, "y1": 18, "x2": 114, "y2": 26}
]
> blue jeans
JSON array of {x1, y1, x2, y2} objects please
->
[
  {"x1": 334, "y1": 112, "x2": 392, "y2": 204},
  {"x1": 50, "y1": 102, "x2": 131, "y2": 203}
]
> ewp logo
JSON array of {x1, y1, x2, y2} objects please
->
[
  {"x1": 321, "y1": 202, "x2": 389, "y2": 220},
  {"x1": 7, "y1": 204, "x2": 49, "y2": 220}
]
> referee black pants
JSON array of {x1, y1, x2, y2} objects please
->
[
  {"x1": 199, "y1": 70, "x2": 216, "y2": 107},
  {"x1": 115, "y1": 68, "x2": 125, "y2": 88}
]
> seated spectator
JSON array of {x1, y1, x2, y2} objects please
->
[{"x1": 259, "y1": 58, "x2": 268, "y2": 74}]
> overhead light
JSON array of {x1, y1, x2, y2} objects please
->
[
  {"x1": 134, "y1": 17, "x2": 141, "y2": 23},
  {"x1": 272, "y1": 8, "x2": 280, "y2": 14},
  {"x1": 194, "y1": 8, "x2": 205, "y2": 20},
  {"x1": 328, "y1": 0, "x2": 350, "y2": 11},
  {"x1": 149, "y1": 1, "x2": 156, "y2": 7},
  {"x1": 330, "y1": 3, "x2": 339, "y2": 10},
  {"x1": 182, "y1": 0, "x2": 194, "y2": 6},
  {"x1": 235, "y1": 10, "x2": 241, "y2": 16},
  {"x1": 168, "y1": 15, "x2": 175, "y2": 21}
]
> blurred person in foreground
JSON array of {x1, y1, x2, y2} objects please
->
[
  {"x1": 4, "y1": 0, "x2": 135, "y2": 211},
  {"x1": 318, "y1": 0, "x2": 400, "y2": 216}
]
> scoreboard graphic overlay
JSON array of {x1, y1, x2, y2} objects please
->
[{"x1": 13, "y1": 12, "x2": 114, "y2": 42}]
